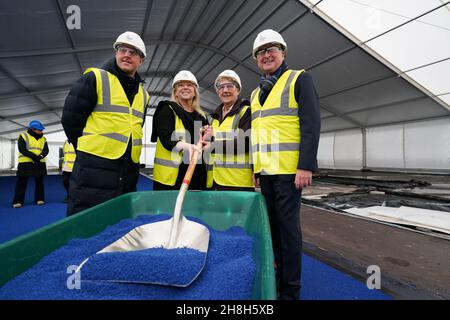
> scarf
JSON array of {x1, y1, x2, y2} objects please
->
[{"x1": 258, "y1": 61, "x2": 288, "y2": 105}]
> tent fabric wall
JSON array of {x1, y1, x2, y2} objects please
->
[
  {"x1": 404, "y1": 119, "x2": 450, "y2": 170},
  {"x1": 334, "y1": 130, "x2": 363, "y2": 170},
  {"x1": 7, "y1": 117, "x2": 450, "y2": 172},
  {"x1": 140, "y1": 145, "x2": 156, "y2": 168},
  {"x1": 319, "y1": 118, "x2": 450, "y2": 172},
  {"x1": 140, "y1": 116, "x2": 155, "y2": 167},
  {"x1": 47, "y1": 144, "x2": 63, "y2": 169},
  {"x1": 318, "y1": 130, "x2": 363, "y2": 170},
  {"x1": 366, "y1": 125, "x2": 405, "y2": 169},
  {"x1": 317, "y1": 133, "x2": 336, "y2": 169},
  {"x1": 0, "y1": 138, "x2": 12, "y2": 170}
]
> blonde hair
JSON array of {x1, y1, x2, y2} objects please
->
[{"x1": 171, "y1": 83, "x2": 205, "y2": 117}]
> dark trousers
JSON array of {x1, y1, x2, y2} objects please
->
[
  {"x1": 13, "y1": 176, "x2": 45, "y2": 205},
  {"x1": 260, "y1": 174, "x2": 302, "y2": 300},
  {"x1": 62, "y1": 171, "x2": 71, "y2": 197}
]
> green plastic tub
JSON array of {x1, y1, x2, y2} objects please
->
[{"x1": 0, "y1": 191, "x2": 276, "y2": 300}]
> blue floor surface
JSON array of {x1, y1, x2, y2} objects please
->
[
  {"x1": 301, "y1": 254, "x2": 390, "y2": 300},
  {"x1": 0, "y1": 215, "x2": 255, "y2": 300},
  {"x1": 0, "y1": 174, "x2": 391, "y2": 300},
  {"x1": 0, "y1": 174, "x2": 153, "y2": 243}
]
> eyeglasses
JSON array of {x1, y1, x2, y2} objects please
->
[
  {"x1": 116, "y1": 46, "x2": 141, "y2": 57},
  {"x1": 255, "y1": 46, "x2": 282, "y2": 58},
  {"x1": 216, "y1": 83, "x2": 237, "y2": 91},
  {"x1": 176, "y1": 82, "x2": 195, "y2": 88}
]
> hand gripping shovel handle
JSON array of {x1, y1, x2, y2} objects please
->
[{"x1": 167, "y1": 137, "x2": 204, "y2": 248}]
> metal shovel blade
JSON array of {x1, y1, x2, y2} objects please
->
[
  {"x1": 97, "y1": 215, "x2": 209, "y2": 254},
  {"x1": 77, "y1": 215, "x2": 209, "y2": 287},
  {"x1": 77, "y1": 140, "x2": 209, "y2": 287}
]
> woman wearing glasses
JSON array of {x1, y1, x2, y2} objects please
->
[
  {"x1": 206, "y1": 70, "x2": 254, "y2": 191},
  {"x1": 151, "y1": 70, "x2": 209, "y2": 190}
]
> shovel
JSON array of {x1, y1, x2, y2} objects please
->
[{"x1": 76, "y1": 138, "x2": 210, "y2": 287}]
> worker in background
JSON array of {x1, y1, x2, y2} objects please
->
[
  {"x1": 250, "y1": 29, "x2": 321, "y2": 300},
  {"x1": 61, "y1": 31, "x2": 150, "y2": 216},
  {"x1": 61, "y1": 140, "x2": 76, "y2": 203},
  {"x1": 12, "y1": 120, "x2": 49, "y2": 208},
  {"x1": 206, "y1": 70, "x2": 254, "y2": 191},
  {"x1": 151, "y1": 70, "x2": 209, "y2": 191}
]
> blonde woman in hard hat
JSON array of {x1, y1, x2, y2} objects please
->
[
  {"x1": 151, "y1": 70, "x2": 209, "y2": 191},
  {"x1": 251, "y1": 29, "x2": 321, "y2": 300},
  {"x1": 62, "y1": 31, "x2": 150, "y2": 216},
  {"x1": 206, "y1": 70, "x2": 254, "y2": 191}
]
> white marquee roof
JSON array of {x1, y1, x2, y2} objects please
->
[{"x1": 0, "y1": 0, "x2": 448, "y2": 140}]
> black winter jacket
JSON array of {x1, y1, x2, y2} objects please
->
[
  {"x1": 16, "y1": 129, "x2": 48, "y2": 177},
  {"x1": 61, "y1": 58, "x2": 146, "y2": 148},
  {"x1": 151, "y1": 100, "x2": 209, "y2": 190},
  {"x1": 62, "y1": 58, "x2": 146, "y2": 215}
]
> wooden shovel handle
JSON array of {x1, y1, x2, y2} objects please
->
[
  {"x1": 181, "y1": 138, "x2": 204, "y2": 186},
  {"x1": 168, "y1": 137, "x2": 204, "y2": 248}
]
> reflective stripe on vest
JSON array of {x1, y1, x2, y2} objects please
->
[
  {"x1": 76, "y1": 68, "x2": 149, "y2": 163},
  {"x1": 62, "y1": 141, "x2": 76, "y2": 172},
  {"x1": 18, "y1": 132, "x2": 46, "y2": 163},
  {"x1": 152, "y1": 105, "x2": 186, "y2": 186},
  {"x1": 251, "y1": 69, "x2": 304, "y2": 175},
  {"x1": 206, "y1": 105, "x2": 254, "y2": 188}
]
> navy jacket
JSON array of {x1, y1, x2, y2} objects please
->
[{"x1": 258, "y1": 65, "x2": 321, "y2": 172}]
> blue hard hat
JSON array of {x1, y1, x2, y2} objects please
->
[{"x1": 29, "y1": 120, "x2": 45, "y2": 131}]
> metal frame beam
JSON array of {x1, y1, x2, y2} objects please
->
[
  {"x1": 0, "y1": 64, "x2": 60, "y2": 121},
  {"x1": 54, "y1": 0, "x2": 84, "y2": 75},
  {"x1": 300, "y1": 0, "x2": 450, "y2": 113}
]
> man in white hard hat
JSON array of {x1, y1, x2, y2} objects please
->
[
  {"x1": 62, "y1": 31, "x2": 150, "y2": 216},
  {"x1": 250, "y1": 29, "x2": 321, "y2": 300}
]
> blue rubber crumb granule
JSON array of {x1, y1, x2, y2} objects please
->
[
  {"x1": 0, "y1": 215, "x2": 256, "y2": 300},
  {"x1": 82, "y1": 247, "x2": 205, "y2": 286}
]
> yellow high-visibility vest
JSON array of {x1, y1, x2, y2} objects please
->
[
  {"x1": 77, "y1": 68, "x2": 149, "y2": 163},
  {"x1": 250, "y1": 69, "x2": 304, "y2": 175},
  {"x1": 207, "y1": 105, "x2": 254, "y2": 188},
  {"x1": 18, "y1": 132, "x2": 46, "y2": 163},
  {"x1": 153, "y1": 104, "x2": 186, "y2": 186},
  {"x1": 62, "y1": 141, "x2": 76, "y2": 172}
]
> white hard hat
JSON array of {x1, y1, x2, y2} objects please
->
[
  {"x1": 113, "y1": 31, "x2": 146, "y2": 57},
  {"x1": 252, "y1": 29, "x2": 287, "y2": 58},
  {"x1": 172, "y1": 70, "x2": 198, "y2": 88},
  {"x1": 215, "y1": 70, "x2": 242, "y2": 90}
]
